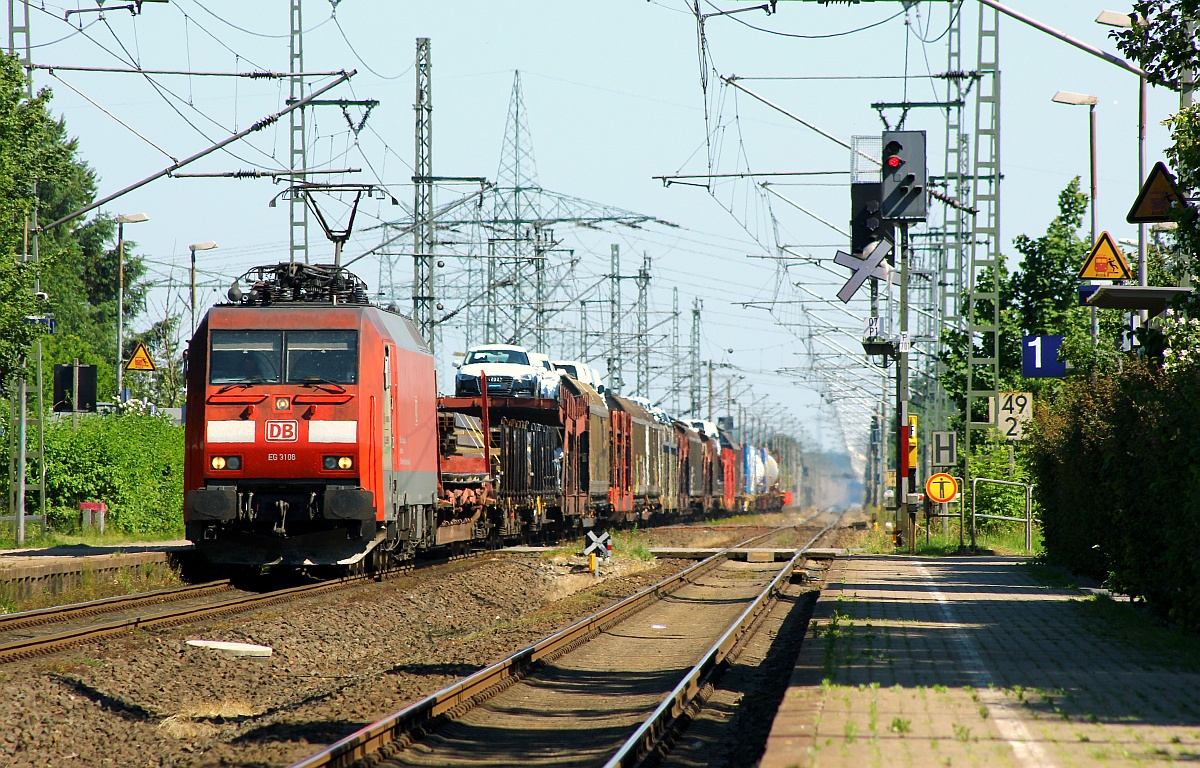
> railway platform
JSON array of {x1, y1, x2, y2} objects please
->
[
  {"x1": 0, "y1": 540, "x2": 192, "y2": 603},
  {"x1": 761, "y1": 554, "x2": 1200, "y2": 768}
]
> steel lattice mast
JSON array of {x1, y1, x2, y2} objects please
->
[
  {"x1": 288, "y1": 0, "x2": 308, "y2": 264},
  {"x1": 413, "y1": 37, "x2": 435, "y2": 352},
  {"x1": 482, "y1": 72, "x2": 662, "y2": 359}
]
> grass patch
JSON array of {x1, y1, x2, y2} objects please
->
[
  {"x1": 1079, "y1": 594, "x2": 1200, "y2": 672},
  {"x1": 846, "y1": 522, "x2": 1043, "y2": 558},
  {"x1": 852, "y1": 526, "x2": 897, "y2": 554},
  {"x1": 610, "y1": 530, "x2": 656, "y2": 562},
  {"x1": 1023, "y1": 562, "x2": 1080, "y2": 590},
  {"x1": 0, "y1": 561, "x2": 185, "y2": 614},
  {"x1": 0, "y1": 525, "x2": 183, "y2": 552},
  {"x1": 538, "y1": 544, "x2": 579, "y2": 561}
]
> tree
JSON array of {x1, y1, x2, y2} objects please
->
[
  {"x1": 1112, "y1": 5, "x2": 1200, "y2": 295},
  {"x1": 939, "y1": 180, "x2": 1120, "y2": 422},
  {"x1": 937, "y1": 258, "x2": 1022, "y2": 423},
  {"x1": 0, "y1": 53, "x2": 61, "y2": 385},
  {"x1": 1111, "y1": 2, "x2": 1200, "y2": 91},
  {"x1": 1010, "y1": 178, "x2": 1090, "y2": 337},
  {"x1": 0, "y1": 52, "x2": 154, "y2": 402}
]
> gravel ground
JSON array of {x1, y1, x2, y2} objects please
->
[
  {"x1": 0, "y1": 510, "x2": 835, "y2": 768},
  {"x1": 0, "y1": 513, "x2": 827, "y2": 768}
]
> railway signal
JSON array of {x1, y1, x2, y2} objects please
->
[
  {"x1": 834, "y1": 239, "x2": 894, "y2": 304},
  {"x1": 850, "y1": 182, "x2": 894, "y2": 256},
  {"x1": 584, "y1": 530, "x2": 612, "y2": 557},
  {"x1": 880, "y1": 130, "x2": 927, "y2": 222},
  {"x1": 585, "y1": 530, "x2": 612, "y2": 579},
  {"x1": 906, "y1": 414, "x2": 918, "y2": 480}
]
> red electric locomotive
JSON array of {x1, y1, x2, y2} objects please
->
[{"x1": 184, "y1": 264, "x2": 439, "y2": 571}]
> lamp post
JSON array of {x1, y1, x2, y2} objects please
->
[
  {"x1": 1096, "y1": 11, "x2": 1149, "y2": 291},
  {"x1": 115, "y1": 212, "x2": 149, "y2": 401},
  {"x1": 188, "y1": 241, "x2": 218, "y2": 337},
  {"x1": 1052, "y1": 91, "x2": 1100, "y2": 343}
]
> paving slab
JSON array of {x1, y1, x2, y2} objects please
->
[{"x1": 761, "y1": 554, "x2": 1200, "y2": 768}]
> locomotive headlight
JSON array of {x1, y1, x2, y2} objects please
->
[
  {"x1": 210, "y1": 455, "x2": 241, "y2": 470},
  {"x1": 211, "y1": 456, "x2": 225, "y2": 470},
  {"x1": 275, "y1": 397, "x2": 290, "y2": 410},
  {"x1": 323, "y1": 456, "x2": 353, "y2": 470}
]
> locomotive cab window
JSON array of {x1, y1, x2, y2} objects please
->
[
  {"x1": 286, "y1": 330, "x2": 358, "y2": 385},
  {"x1": 209, "y1": 331, "x2": 283, "y2": 384}
]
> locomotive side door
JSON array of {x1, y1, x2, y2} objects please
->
[{"x1": 383, "y1": 345, "x2": 394, "y2": 473}]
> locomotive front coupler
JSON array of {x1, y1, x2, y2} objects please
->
[{"x1": 274, "y1": 500, "x2": 289, "y2": 536}]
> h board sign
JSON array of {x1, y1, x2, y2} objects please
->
[{"x1": 931, "y1": 431, "x2": 957, "y2": 467}]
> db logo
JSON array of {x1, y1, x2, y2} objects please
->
[{"x1": 265, "y1": 421, "x2": 298, "y2": 442}]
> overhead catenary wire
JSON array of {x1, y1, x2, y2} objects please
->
[
  {"x1": 30, "y1": 64, "x2": 346, "y2": 78},
  {"x1": 47, "y1": 70, "x2": 178, "y2": 162},
  {"x1": 41, "y1": 70, "x2": 356, "y2": 232},
  {"x1": 31, "y1": 3, "x2": 831, "y2": 449}
]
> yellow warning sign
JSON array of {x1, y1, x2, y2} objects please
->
[
  {"x1": 1128, "y1": 161, "x2": 1185, "y2": 224},
  {"x1": 124, "y1": 341, "x2": 157, "y2": 372},
  {"x1": 1079, "y1": 231, "x2": 1133, "y2": 281}
]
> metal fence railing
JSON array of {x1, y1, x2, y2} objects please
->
[{"x1": 970, "y1": 477, "x2": 1034, "y2": 552}]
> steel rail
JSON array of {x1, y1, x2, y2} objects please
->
[
  {"x1": 286, "y1": 516, "x2": 831, "y2": 768},
  {"x1": 0, "y1": 579, "x2": 233, "y2": 634},
  {"x1": 0, "y1": 543, "x2": 511, "y2": 665},
  {"x1": 0, "y1": 575, "x2": 371, "y2": 665},
  {"x1": 605, "y1": 510, "x2": 845, "y2": 767}
]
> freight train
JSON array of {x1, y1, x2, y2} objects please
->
[{"x1": 183, "y1": 263, "x2": 787, "y2": 572}]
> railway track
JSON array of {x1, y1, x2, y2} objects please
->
[
  {"x1": 0, "y1": 517, "x2": 792, "y2": 667},
  {"x1": 287, "y1": 511, "x2": 843, "y2": 768},
  {"x1": 0, "y1": 574, "x2": 368, "y2": 665},
  {"x1": 0, "y1": 551, "x2": 461, "y2": 665}
]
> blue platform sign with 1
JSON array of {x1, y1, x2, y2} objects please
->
[{"x1": 1022, "y1": 335, "x2": 1067, "y2": 378}]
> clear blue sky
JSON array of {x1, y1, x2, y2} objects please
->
[{"x1": 21, "y1": 1, "x2": 1175, "y2": 460}]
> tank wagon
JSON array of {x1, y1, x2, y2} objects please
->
[{"x1": 184, "y1": 263, "x2": 788, "y2": 573}]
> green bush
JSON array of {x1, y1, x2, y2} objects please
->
[
  {"x1": 1028, "y1": 359, "x2": 1200, "y2": 627},
  {"x1": 43, "y1": 412, "x2": 184, "y2": 536},
  {"x1": 967, "y1": 433, "x2": 1033, "y2": 533}
]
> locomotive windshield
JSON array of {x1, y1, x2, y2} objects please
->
[
  {"x1": 209, "y1": 330, "x2": 358, "y2": 385},
  {"x1": 285, "y1": 330, "x2": 358, "y2": 384},
  {"x1": 210, "y1": 331, "x2": 282, "y2": 384}
]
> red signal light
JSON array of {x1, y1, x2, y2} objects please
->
[{"x1": 886, "y1": 155, "x2": 903, "y2": 169}]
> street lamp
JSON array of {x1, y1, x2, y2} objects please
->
[
  {"x1": 115, "y1": 212, "x2": 149, "y2": 401},
  {"x1": 1051, "y1": 90, "x2": 1103, "y2": 346},
  {"x1": 1051, "y1": 91, "x2": 1099, "y2": 243},
  {"x1": 188, "y1": 241, "x2": 218, "y2": 337},
  {"x1": 1096, "y1": 11, "x2": 1148, "y2": 290},
  {"x1": 1095, "y1": 11, "x2": 1134, "y2": 28}
]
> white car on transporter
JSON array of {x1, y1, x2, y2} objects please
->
[{"x1": 453, "y1": 344, "x2": 556, "y2": 398}]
